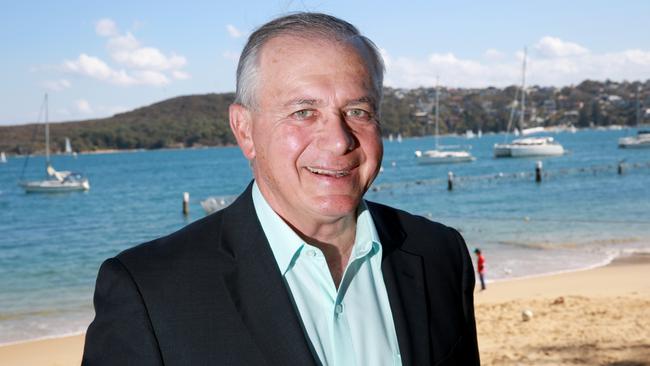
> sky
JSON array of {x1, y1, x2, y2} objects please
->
[{"x1": 1, "y1": 0, "x2": 649, "y2": 125}]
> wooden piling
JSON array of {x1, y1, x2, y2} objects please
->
[
  {"x1": 183, "y1": 192, "x2": 190, "y2": 215},
  {"x1": 535, "y1": 161, "x2": 542, "y2": 183}
]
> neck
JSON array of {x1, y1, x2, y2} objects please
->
[{"x1": 286, "y1": 214, "x2": 357, "y2": 288}]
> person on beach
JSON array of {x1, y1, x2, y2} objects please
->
[
  {"x1": 82, "y1": 12, "x2": 479, "y2": 365},
  {"x1": 474, "y1": 248, "x2": 486, "y2": 290}
]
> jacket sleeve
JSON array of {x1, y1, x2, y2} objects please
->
[
  {"x1": 454, "y1": 228, "x2": 481, "y2": 365},
  {"x1": 82, "y1": 258, "x2": 163, "y2": 366}
]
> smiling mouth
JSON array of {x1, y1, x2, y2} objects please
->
[{"x1": 306, "y1": 167, "x2": 351, "y2": 178}]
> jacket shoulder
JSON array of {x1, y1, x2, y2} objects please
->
[{"x1": 366, "y1": 200, "x2": 466, "y2": 254}]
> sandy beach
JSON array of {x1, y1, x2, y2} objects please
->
[
  {"x1": 1, "y1": 254, "x2": 648, "y2": 366},
  {"x1": 476, "y1": 253, "x2": 650, "y2": 365}
]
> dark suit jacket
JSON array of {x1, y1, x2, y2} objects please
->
[{"x1": 82, "y1": 184, "x2": 479, "y2": 365}]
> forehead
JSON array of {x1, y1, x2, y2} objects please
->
[
  {"x1": 259, "y1": 34, "x2": 372, "y2": 80},
  {"x1": 255, "y1": 35, "x2": 376, "y2": 106}
]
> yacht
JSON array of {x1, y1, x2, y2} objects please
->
[
  {"x1": 494, "y1": 48, "x2": 564, "y2": 158},
  {"x1": 618, "y1": 130, "x2": 650, "y2": 149},
  {"x1": 416, "y1": 78, "x2": 475, "y2": 164},
  {"x1": 19, "y1": 94, "x2": 90, "y2": 193}
]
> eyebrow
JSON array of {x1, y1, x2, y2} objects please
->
[
  {"x1": 283, "y1": 98, "x2": 324, "y2": 108},
  {"x1": 282, "y1": 96, "x2": 377, "y2": 109},
  {"x1": 347, "y1": 96, "x2": 376, "y2": 109}
]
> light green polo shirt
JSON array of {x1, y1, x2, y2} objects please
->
[{"x1": 252, "y1": 182, "x2": 402, "y2": 366}]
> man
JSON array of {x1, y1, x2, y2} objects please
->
[{"x1": 83, "y1": 13, "x2": 479, "y2": 365}]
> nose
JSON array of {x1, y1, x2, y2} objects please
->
[{"x1": 317, "y1": 113, "x2": 356, "y2": 154}]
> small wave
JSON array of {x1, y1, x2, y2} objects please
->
[{"x1": 496, "y1": 240, "x2": 577, "y2": 250}]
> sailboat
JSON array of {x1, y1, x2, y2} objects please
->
[
  {"x1": 65, "y1": 137, "x2": 72, "y2": 154},
  {"x1": 19, "y1": 94, "x2": 90, "y2": 193},
  {"x1": 494, "y1": 48, "x2": 564, "y2": 158},
  {"x1": 415, "y1": 78, "x2": 475, "y2": 164},
  {"x1": 0, "y1": 152, "x2": 6, "y2": 163},
  {"x1": 618, "y1": 86, "x2": 650, "y2": 149}
]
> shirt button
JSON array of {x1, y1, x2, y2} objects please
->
[
  {"x1": 335, "y1": 303, "x2": 344, "y2": 315},
  {"x1": 306, "y1": 250, "x2": 317, "y2": 257}
]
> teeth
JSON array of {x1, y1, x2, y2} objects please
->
[{"x1": 307, "y1": 167, "x2": 350, "y2": 177}]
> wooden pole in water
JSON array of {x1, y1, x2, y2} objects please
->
[
  {"x1": 448, "y1": 171, "x2": 454, "y2": 191},
  {"x1": 535, "y1": 161, "x2": 542, "y2": 183},
  {"x1": 618, "y1": 161, "x2": 624, "y2": 175},
  {"x1": 183, "y1": 192, "x2": 190, "y2": 216}
]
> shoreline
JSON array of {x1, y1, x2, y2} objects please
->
[
  {"x1": 1, "y1": 253, "x2": 649, "y2": 365},
  {"x1": 1, "y1": 250, "x2": 648, "y2": 347},
  {"x1": 483, "y1": 246, "x2": 650, "y2": 286}
]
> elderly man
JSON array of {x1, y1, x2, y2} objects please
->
[{"x1": 83, "y1": 13, "x2": 479, "y2": 366}]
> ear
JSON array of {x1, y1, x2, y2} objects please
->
[{"x1": 229, "y1": 104, "x2": 256, "y2": 160}]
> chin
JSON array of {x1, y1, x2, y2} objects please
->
[{"x1": 312, "y1": 195, "x2": 362, "y2": 218}]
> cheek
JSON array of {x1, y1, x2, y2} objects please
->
[
  {"x1": 360, "y1": 128, "x2": 383, "y2": 162},
  {"x1": 271, "y1": 126, "x2": 311, "y2": 163}
]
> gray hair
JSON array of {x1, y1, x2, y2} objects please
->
[{"x1": 234, "y1": 12, "x2": 385, "y2": 109}]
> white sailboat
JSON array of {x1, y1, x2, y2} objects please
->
[
  {"x1": 415, "y1": 79, "x2": 475, "y2": 164},
  {"x1": 19, "y1": 94, "x2": 90, "y2": 193},
  {"x1": 619, "y1": 86, "x2": 650, "y2": 149},
  {"x1": 619, "y1": 130, "x2": 650, "y2": 148},
  {"x1": 0, "y1": 152, "x2": 6, "y2": 163},
  {"x1": 65, "y1": 137, "x2": 72, "y2": 154},
  {"x1": 494, "y1": 48, "x2": 564, "y2": 158}
]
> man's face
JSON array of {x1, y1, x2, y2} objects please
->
[{"x1": 232, "y1": 35, "x2": 383, "y2": 225}]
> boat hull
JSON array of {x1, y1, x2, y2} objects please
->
[
  {"x1": 510, "y1": 144, "x2": 565, "y2": 157},
  {"x1": 618, "y1": 135, "x2": 650, "y2": 149},
  {"x1": 20, "y1": 179, "x2": 90, "y2": 193},
  {"x1": 493, "y1": 144, "x2": 512, "y2": 157},
  {"x1": 415, "y1": 150, "x2": 475, "y2": 164}
]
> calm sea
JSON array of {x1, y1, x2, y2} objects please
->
[{"x1": 1, "y1": 128, "x2": 649, "y2": 344}]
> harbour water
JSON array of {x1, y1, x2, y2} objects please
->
[{"x1": 0, "y1": 128, "x2": 649, "y2": 344}]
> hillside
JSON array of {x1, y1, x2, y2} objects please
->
[
  {"x1": 0, "y1": 93, "x2": 235, "y2": 154},
  {"x1": 1, "y1": 80, "x2": 647, "y2": 154}
]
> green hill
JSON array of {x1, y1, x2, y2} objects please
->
[{"x1": 1, "y1": 80, "x2": 647, "y2": 154}]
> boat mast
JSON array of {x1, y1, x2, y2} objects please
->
[
  {"x1": 44, "y1": 93, "x2": 50, "y2": 165},
  {"x1": 518, "y1": 47, "x2": 527, "y2": 133},
  {"x1": 435, "y1": 76, "x2": 440, "y2": 150},
  {"x1": 637, "y1": 85, "x2": 641, "y2": 126}
]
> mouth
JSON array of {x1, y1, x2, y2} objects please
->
[{"x1": 306, "y1": 166, "x2": 351, "y2": 178}]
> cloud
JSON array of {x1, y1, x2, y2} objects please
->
[
  {"x1": 226, "y1": 24, "x2": 242, "y2": 38},
  {"x1": 484, "y1": 48, "x2": 505, "y2": 60},
  {"x1": 62, "y1": 19, "x2": 189, "y2": 87},
  {"x1": 533, "y1": 36, "x2": 589, "y2": 58},
  {"x1": 64, "y1": 54, "x2": 116, "y2": 80},
  {"x1": 172, "y1": 70, "x2": 190, "y2": 80},
  {"x1": 63, "y1": 54, "x2": 165, "y2": 86},
  {"x1": 106, "y1": 32, "x2": 186, "y2": 71},
  {"x1": 96, "y1": 18, "x2": 118, "y2": 37},
  {"x1": 381, "y1": 36, "x2": 650, "y2": 88},
  {"x1": 132, "y1": 70, "x2": 169, "y2": 86},
  {"x1": 107, "y1": 32, "x2": 139, "y2": 51},
  {"x1": 43, "y1": 79, "x2": 71, "y2": 91},
  {"x1": 75, "y1": 99, "x2": 93, "y2": 113}
]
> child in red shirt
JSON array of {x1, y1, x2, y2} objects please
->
[{"x1": 474, "y1": 248, "x2": 486, "y2": 290}]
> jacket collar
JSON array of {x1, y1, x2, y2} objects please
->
[
  {"x1": 219, "y1": 182, "x2": 318, "y2": 366},
  {"x1": 368, "y1": 201, "x2": 431, "y2": 366}
]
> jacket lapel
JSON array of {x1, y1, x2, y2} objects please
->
[
  {"x1": 220, "y1": 184, "x2": 317, "y2": 366},
  {"x1": 369, "y1": 202, "x2": 432, "y2": 366}
]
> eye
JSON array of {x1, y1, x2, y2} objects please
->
[
  {"x1": 291, "y1": 109, "x2": 316, "y2": 120},
  {"x1": 344, "y1": 108, "x2": 372, "y2": 122}
]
